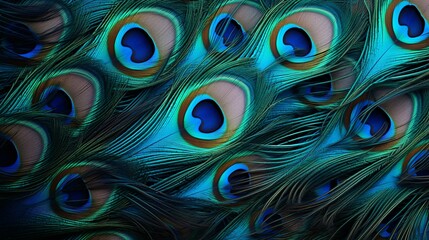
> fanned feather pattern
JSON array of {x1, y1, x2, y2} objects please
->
[{"x1": 1, "y1": 0, "x2": 429, "y2": 239}]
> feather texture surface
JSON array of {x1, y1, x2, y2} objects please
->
[{"x1": 1, "y1": 0, "x2": 429, "y2": 239}]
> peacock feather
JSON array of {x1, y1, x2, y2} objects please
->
[{"x1": 1, "y1": 0, "x2": 429, "y2": 239}]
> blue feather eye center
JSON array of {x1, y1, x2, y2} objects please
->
[
  {"x1": 41, "y1": 86, "x2": 75, "y2": 118},
  {"x1": 113, "y1": 22, "x2": 161, "y2": 71},
  {"x1": 228, "y1": 169, "x2": 250, "y2": 196},
  {"x1": 379, "y1": 223, "x2": 395, "y2": 238},
  {"x1": 218, "y1": 163, "x2": 250, "y2": 199},
  {"x1": 351, "y1": 101, "x2": 394, "y2": 141},
  {"x1": 183, "y1": 94, "x2": 227, "y2": 141},
  {"x1": 359, "y1": 105, "x2": 391, "y2": 136},
  {"x1": 399, "y1": 5, "x2": 425, "y2": 37},
  {"x1": 391, "y1": 2, "x2": 429, "y2": 45},
  {"x1": 308, "y1": 81, "x2": 331, "y2": 97},
  {"x1": 299, "y1": 74, "x2": 334, "y2": 102},
  {"x1": 407, "y1": 150, "x2": 429, "y2": 176},
  {"x1": 270, "y1": 10, "x2": 336, "y2": 69},
  {"x1": 214, "y1": 17, "x2": 244, "y2": 47},
  {"x1": 192, "y1": 99, "x2": 224, "y2": 133},
  {"x1": 378, "y1": 218, "x2": 400, "y2": 239},
  {"x1": 283, "y1": 27, "x2": 312, "y2": 57},
  {"x1": 180, "y1": 80, "x2": 248, "y2": 147},
  {"x1": 57, "y1": 174, "x2": 91, "y2": 211},
  {"x1": 275, "y1": 24, "x2": 317, "y2": 63},
  {"x1": 208, "y1": 14, "x2": 247, "y2": 51},
  {"x1": 121, "y1": 27, "x2": 155, "y2": 63},
  {"x1": 4, "y1": 22, "x2": 41, "y2": 58},
  {"x1": 0, "y1": 134, "x2": 19, "y2": 172},
  {"x1": 255, "y1": 208, "x2": 283, "y2": 234},
  {"x1": 315, "y1": 179, "x2": 340, "y2": 198}
]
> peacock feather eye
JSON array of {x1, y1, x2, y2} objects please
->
[
  {"x1": 213, "y1": 155, "x2": 265, "y2": 203},
  {"x1": 0, "y1": 123, "x2": 47, "y2": 179},
  {"x1": 270, "y1": 7, "x2": 339, "y2": 70},
  {"x1": 377, "y1": 222, "x2": 399, "y2": 239},
  {"x1": 56, "y1": 174, "x2": 92, "y2": 213},
  {"x1": 4, "y1": 22, "x2": 42, "y2": 59},
  {"x1": 376, "y1": 209, "x2": 402, "y2": 240},
  {"x1": 50, "y1": 167, "x2": 112, "y2": 220},
  {"x1": 4, "y1": 0, "x2": 429, "y2": 239},
  {"x1": 178, "y1": 78, "x2": 251, "y2": 148},
  {"x1": 202, "y1": 2, "x2": 262, "y2": 52},
  {"x1": 356, "y1": 0, "x2": 429, "y2": 83},
  {"x1": 344, "y1": 90, "x2": 414, "y2": 150},
  {"x1": 107, "y1": 10, "x2": 179, "y2": 78},
  {"x1": 314, "y1": 179, "x2": 341, "y2": 199},
  {"x1": 250, "y1": 208, "x2": 284, "y2": 236},
  {"x1": 2, "y1": 5, "x2": 67, "y2": 64},
  {"x1": 40, "y1": 86, "x2": 76, "y2": 119},
  {"x1": 402, "y1": 145, "x2": 429, "y2": 177},
  {"x1": 386, "y1": 0, "x2": 429, "y2": 49},
  {"x1": 32, "y1": 70, "x2": 100, "y2": 127},
  {"x1": 352, "y1": 102, "x2": 394, "y2": 140},
  {"x1": 296, "y1": 59, "x2": 356, "y2": 105},
  {"x1": 375, "y1": 206, "x2": 428, "y2": 239},
  {"x1": 0, "y1": 133, "x2": 19, "y2": 174}
]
